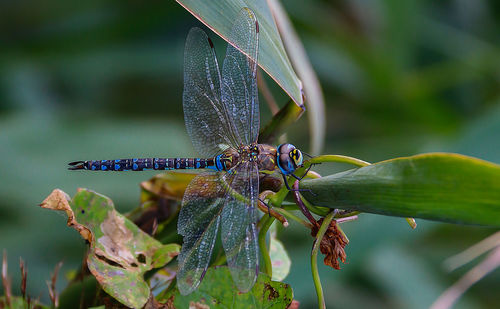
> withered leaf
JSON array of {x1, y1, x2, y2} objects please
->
[
  {"x1": 311, "y1": 218, "x2": 348, "y2": 270},
  {"x1": 41, "y1": 189, "x2": 180, "y2": 309}
]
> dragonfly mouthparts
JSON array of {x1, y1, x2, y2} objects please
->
[{"x1": 68, "y1": 161, "x2": 85, "y2": 170}]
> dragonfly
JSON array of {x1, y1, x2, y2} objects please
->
[{"x1": 69, "y1": 7, "x2": 305, "y2": 295}]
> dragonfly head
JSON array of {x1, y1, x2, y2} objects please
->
[{"x1": 277, "y1": 143, "x2": 303, "y2": 175}]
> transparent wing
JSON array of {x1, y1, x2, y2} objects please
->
[
  {"x1": 221, "y1": 8, "x2": 260, "y2": 146},
  {"x1": 177, "y1": 172, "x2": 232, "y2": 295},
  {"x1": 220, "y1": 161, "x2": 260, "y2": 292},
  {"x1": 183, "y1": 28, "x2": 241, "y2": 157}
]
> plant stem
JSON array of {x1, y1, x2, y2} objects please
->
[
  {"x1": 257, "y1": 198, "x2": 288, "y2": 226},
  {"x1": 269, "y1": 185, "x2": 290, "y2": 207},
  {"x1": 308, "y1": 154, "x2": 371, "y2": 167},
  {"x1": 293, "y1": 181, "x2": 317, "y2": 226},
  {"x1": 273, "y1": 207, "x2": 313, "y2": 229},
  {"x1": 311, "y1": 210, "x2": 336, "y2": 309},
  {"x1": 300, "y1": 195, "x2": 330, "y2": 216},
  {"x1": 258, "y1": 216, "x2": 274, "y2": 277}
]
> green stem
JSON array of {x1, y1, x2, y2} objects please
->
[
  {"x1": 281, "y1": 203, "x2": 299, "y2": 210},
  {"x1": 308, "y1": 154, "x2": 371, "y2": 167},
  {"x1": 273, "y1": 207, "x2": 313, "y2": 228},
  {"x1": 269, "y1": 186, "x2": 289, "y2": 207},
  {"x1": 258, "y1": 216, "x2": 274, "y2": 277},
  {"x1": 311, "y1": 210, "x2": 336, "y2": 309},
  {"x1": 300, "y1": 195, "x2": 330, "y2": 216},
  {"x1": 336, "y1": 211, "x2": 360, "y2": 219}
]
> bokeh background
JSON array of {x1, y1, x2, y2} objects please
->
[{"x1": 1, "y1": 0, "x2": 500, "y2": 308}]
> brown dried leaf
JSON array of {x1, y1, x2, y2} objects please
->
[
  {"x1": 40, "y1": 189, "x2": 92, "y2": 242},
  {"x1": 311, "y1": 219, "x2": 349, "y2": 270}
]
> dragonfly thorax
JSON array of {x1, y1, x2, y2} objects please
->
[
  {"x1": 218, "y1": 144, "x2": 278, "y2": 172},
  {"x1": 256, "y1": 144, "x2": 278, "y2": 172}
]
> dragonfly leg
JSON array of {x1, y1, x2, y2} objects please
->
[
  {"x1": 281, "y1": 173, "x2": 294, "y2": 191},
  {"x1": 286, "y1": 162, "x2": 315, "y2": 182},
  {"x1": 257, "y1": 197, "x2": 288, "y2": 226},
  {"x1": 292, "y1": 163, "x2": 315, "y2": 181},
  {"x1": 258, "y1": 197, "x2": 272, "y2": 216},
  {"x1": 282, "y1": 165, "x2": 316, "y2": 195},
  {"x1": 301, "y1": 163, "x2": 314, "y2": 179},
  {"x1": 281, "y1": 173, "x2": 313, "y2": 194}
]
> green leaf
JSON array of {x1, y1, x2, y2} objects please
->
[
  {"x1": 40, "y1": 189, "x2": 181, "y2": 309},
  {"x1": 176, "y1": 0, "x2": 303, "y2": 107},
  {"x1": 300, "y1": 153, "x2": 500, "y2": 227},
  {"x1": 160, "y1": 266, "x2": 293, "y2": 308}
]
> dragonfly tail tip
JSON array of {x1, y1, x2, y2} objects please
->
[{"x1": 68, "y1": 161, "x2": 85, "y2": 170}]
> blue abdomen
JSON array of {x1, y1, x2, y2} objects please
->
[{"x1": 75, "y1": 157, "x2": 216, "y2": 171}]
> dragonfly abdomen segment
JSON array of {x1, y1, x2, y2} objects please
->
[{"x1": 69, "y1": 158, "x2": 218, "y2": 171}]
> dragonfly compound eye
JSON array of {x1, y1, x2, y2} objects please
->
[{"x1": 290, "y1": 149, "x2": 303, "y2": 168}]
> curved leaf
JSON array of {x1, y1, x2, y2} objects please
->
[
  {"x1": 300, "y1": 153, "x2": 500, "y2": 227},
  {"x1": 40, "y1": 189, "x2": 180, "y2": 309},
  {"x1": 176, "y1": 0, "x2": 303, "y2": 107}
]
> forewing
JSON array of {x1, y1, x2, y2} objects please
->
[
  {"x1": 177, "y1": 172, "x2": 230, "y2": 295},
  {"x1": 183, "y1": 28, "x2": 241, "y2": 157},
  {"x1": 220, "y1": 161, "x2": 260, "y2": 292},
  {"x1": 221, "y1": 8, "x2": 260, "y2": 146}
]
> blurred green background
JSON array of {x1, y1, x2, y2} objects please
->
[{"x1": 1, "y1": 0, "x2": 500, "y2": 308}]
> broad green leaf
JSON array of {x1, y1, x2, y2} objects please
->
[
  {"x1": 40, "y1": 189, "x2": 181, "y2": 309},
  {"x1": 300, "y1": 153, "x2": 500, "y2": 227},
  {"x1": 176, "y1": 0, "x2": 304, "y2": 107},
  {"x1": 159, "y1": 266, "x2": 293, "y2": 308}
]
